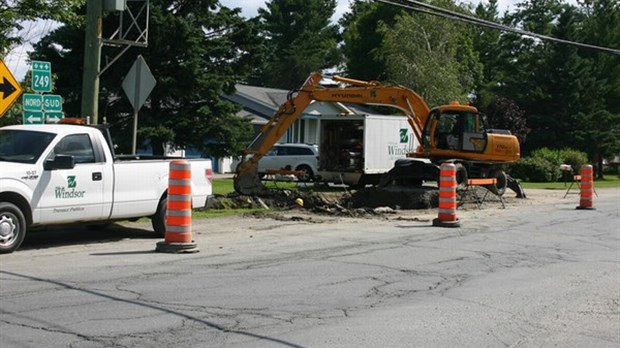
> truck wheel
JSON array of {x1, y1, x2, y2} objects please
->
[
  {"x1": 151, "y1": 197, "x2": 167, "y2": 238},
  {"x1": 488, "y1": 170, "x2": 507, "y2": 196},
  {"x1": 454, "y1": 163, "x2": 468, "y2": 191},
  {"x1": 296, "y1": 165, "x2": 314, "y2": 182},
  {"x1": 0, "y1": 202, "x2": 27, "y2": 254}
]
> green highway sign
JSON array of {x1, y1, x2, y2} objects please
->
[
  {"x1": 32, "y1": 61, "x2": 52, "y2": 93},
  {"x1": 23, "y1": 93, "x2": 43, "y2": 112},
  {"x1": 23, "y1": 111, "x2": 44, "y2": 124},
  {"x1": 43, "y1": 94, "x2": 62, "y2": 111},
  {"x1": 45, "y1": 111, "x2": 64, "y2": 123}
]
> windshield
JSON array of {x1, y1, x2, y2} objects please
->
[{"x1": 0, "y1": 129, "x2": 57, "y2": 164}]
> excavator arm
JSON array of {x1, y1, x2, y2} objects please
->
[
  {"x1": 234, "y1": 73, "x2": 323, "y2": 195},
  {"x1": 234, "y1": 72, "x2": 433, "y2": 195}
]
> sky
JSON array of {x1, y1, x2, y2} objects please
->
[
  {"x1": 220, "y1": 0, "x2": 526, "y2": 20},
  {"x1": 5, "y1": 0, "x2": 575, "y2": 81}
]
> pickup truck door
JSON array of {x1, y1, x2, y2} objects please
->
[{"x1": 35, "y1": 133, "x2": 109, "y2": 224}]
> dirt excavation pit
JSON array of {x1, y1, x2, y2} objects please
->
[{"x1": 209, "y1": 186, "x2": 441, "y2": 217}]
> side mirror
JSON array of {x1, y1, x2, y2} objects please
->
[{"x1": 44, "y1": 155, "x2": 75, "y2": 170}]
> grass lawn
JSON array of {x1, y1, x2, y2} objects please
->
[
  {"x1": 213, "y1": 175, "x2": 620, "y2": 196},
  {"x1": 212, "y1": 178, "x2": 302, "y2": 195},
  {"x1": 519, "y1": 175, "x2": 620, "y2": 190}
]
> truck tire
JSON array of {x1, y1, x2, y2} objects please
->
[
  {"x1": 296, "y1": 165, "x2": 314, "y2": 182},
  {"x1": 151, "y1": 197, "x2": 167, "y2": 238},
  {"x1": 0, "y1": 202, "x2": 27, "y2": 254}
]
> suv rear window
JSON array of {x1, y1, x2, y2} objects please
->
[{"x1": 284, "y1": 146, "x2": 314, "y2": 156}]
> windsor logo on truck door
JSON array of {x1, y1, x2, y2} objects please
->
[{"x1": 55, "y1": 175, "x2": 86, "y2": 198}]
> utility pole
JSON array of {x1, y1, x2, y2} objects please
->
[{"x1": 81, "y1": 0, "x2": 102, "y2": 124}]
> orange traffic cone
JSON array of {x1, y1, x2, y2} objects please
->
[
  {"x1": 156, "y1": 160, "x2": 199, "y2": 253},
  {"x1": 576, "y1": 164, "x2": 595, "y2": 210},
  {"x1": 433, "y1": 162, "x2": 461, "y2": 227}
]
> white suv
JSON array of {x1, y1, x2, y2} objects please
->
[{"x1": 258, "y1": 143, "x2": 319, "y2": 181}]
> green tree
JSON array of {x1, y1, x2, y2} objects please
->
[
  {"x1": 579, "y1": 0, "x2": 620, "y2": 177},
  {"x1": 377, "y1": 0, "x2": 480, "y2": 106},
  {"x1": 340, "y1": 0, "x2": 403, "y2": 81},
  {"x1": 0, "y1": 0, "x2": 83, "y2": 55},
  {"x1": 483, "y1": 0, "x2": 619, "y2": 178},
  {"x1": 496, "y1": 0, "x2": 572, "y2": 153},
  {"x1": 252, "y1": 0, "x2": 341, "y2": 90},
  {"x1": 472, "y1": 0, "x2": 503, "y2": 108},
  {"x1": 485, "y1": 95, "x2": 529, "y2": 143},
  {"x1": 30, "y1": 0, "x2": 263, "y2": 157}
]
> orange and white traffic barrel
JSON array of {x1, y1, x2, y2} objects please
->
[
  {"x1": 156, "y1": 160, "x2": 199, "y2": 253},
  {"x1": 433, "y1": 162, "x2": 461, "y2": 227},
  {"x1": 576, "y1": 164, "x2": 595, "y2": 210}
]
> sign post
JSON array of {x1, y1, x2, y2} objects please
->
[
  {"x1": 122, "y1": 55, "x2": 156, "y2": 154},
  {"x1": 0, "y1": 60, "x2": 23, "y2": 117}
]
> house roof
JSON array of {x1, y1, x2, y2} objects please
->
[{"x1": 224, "y1": 83, "x2": 398, "y2": 124}]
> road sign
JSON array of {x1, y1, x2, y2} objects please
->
[
  {"x1": 23, "y1": 93, "x2": 43, "y2": 112},
  {"x1": 43, "y1": 94, "x2": 63, "y2": 111},
  {"x1": 0, "y1": 60, "x2": 23, "y2": 117},
  {"x1": 32, "y1": 60, "x2": 52, "y2": 93},
  {"x1": 23, "y1": 111, "x2": 44, "y2": 124},
  {"x1": 122, "y1": 55, "x2": 156, "y2": 112},
  {"x1": 45, "y1": 112, "x2": 64, "y2": 123}
]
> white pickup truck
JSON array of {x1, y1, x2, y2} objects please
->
[{"x1": 0, "y1": 123, "x2": 214, "y2": 254}]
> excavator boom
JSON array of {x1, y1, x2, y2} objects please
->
[{"x1": 234, "y1": 72, "x2": 432, "y2": 195}]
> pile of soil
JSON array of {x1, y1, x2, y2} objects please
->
[{"x1": 210, "y1": 185, "x2": 440, "y2": 217}]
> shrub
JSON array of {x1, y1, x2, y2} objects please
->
[
  {"x1": 559, "y1": 148, "x2": 588, "y2": 174},
  {"x1": 531, "y1": 148, "x2": 563, "y2": 167},
  {"x1": 509, "y1": 156, "x2": 560, "y2": 182},
  {"x1": 513, "y1": 147, "x2": 590, "y2": 181}
]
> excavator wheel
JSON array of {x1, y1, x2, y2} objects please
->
[
  {"x1": 454, "y1": 163, "x2": 468, "y2": 191},
  {"x1": 486, "y1": 169, "x2": 507, "y2": 196}
]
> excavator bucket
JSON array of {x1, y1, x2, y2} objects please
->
[{"x1": 233, "y1": 162, "x2": 270, "y2": 196}]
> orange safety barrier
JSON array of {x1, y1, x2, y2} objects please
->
[
  {"x1": 576, "y1": 164, "x2": 595, "y2": 210},
  {"x1": 156, "y1": 160, "x2": 199, "y2": 253},
  {"x1": 433, "y1": 162, "x2": 461, "y2": 227}
]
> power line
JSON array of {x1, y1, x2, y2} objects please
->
[{"x1": 376, "y1": 0, "x2": 620, "y2": 55}]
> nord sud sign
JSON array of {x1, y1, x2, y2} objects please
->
[{"x1": 22, "y1": 93, "x2": 63, "y2": 124}]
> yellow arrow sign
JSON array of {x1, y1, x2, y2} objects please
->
[{"x1": 0, "y1": 60, "x2": 23, "y2": 118}]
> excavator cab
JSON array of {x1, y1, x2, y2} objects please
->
[{"x1": 422, "y1": 107, "x2": 488, "y2": 157}]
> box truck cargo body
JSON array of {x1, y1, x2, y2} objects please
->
[{"x1": 318, "y1": 115, "x2": 418, "y2": 186}]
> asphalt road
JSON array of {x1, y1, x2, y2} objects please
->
[{"x1": 1, "y1": 188, "x2": 619, "y2": 347}]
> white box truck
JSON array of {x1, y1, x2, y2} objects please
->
[{"x1": 318, "y1": 115, "x2": 418, "y2": 187}]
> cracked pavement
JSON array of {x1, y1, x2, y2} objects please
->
[{"x1": 0, "y1": 188, "x2": 619, "y2": 347}]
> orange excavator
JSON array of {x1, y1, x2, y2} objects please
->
[{"x1": 234, "y1": 72, "x2": 521, "y2": 196}]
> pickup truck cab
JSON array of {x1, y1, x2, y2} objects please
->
[{"x1": 0, "y1": 123, "x2": 213, "y2": 254}]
